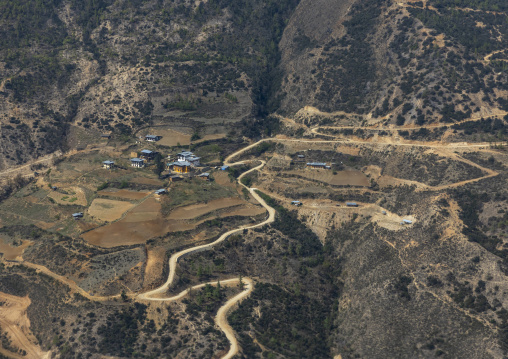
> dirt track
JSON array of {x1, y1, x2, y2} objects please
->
[
  {"x1": 137, "y1": 160, "x2": 273, "y2": 359},
  {"x1": 136, "y1": 162, "x2": 273, "y2": 299},
  {"x1": 0, "y1": 292, "x2": 50, "y2": 359},
  {"x1": 3, "y1": 117, "x2": 505, "y2": 358}
]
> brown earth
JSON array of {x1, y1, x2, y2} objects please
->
[
  {"x1": 167, "y1": 198, "x2": 246, "y2": 220},
  {"x1": 81, "y1": 218, "x2": 167, "y2": 248},
  {"x1": 0, "y1": 292, "x2": 49, "y2": 359},
  {"x1": 98, "y1": 189, "x2": 151, "y2": 200},
  {"x1": 194, "y1": 133, "x2": 227, "y2": 143},
  {"x1": 0, "y1": 240, "x2": 32, "y2": 261},
  {"x1": 82, "y1": 198, "x2": 163, "y2": 247}
]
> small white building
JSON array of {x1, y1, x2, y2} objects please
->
[
  {"x1": 145, "y1": 135, "x2": 162, "y2": 142},
  {"x1": 130, "y1": 158, "x2": 145, "y2": 168},
  {"x1": 102, "y1": 160, "x2": 115, "y2": 169},
  {"x1": 155, "y1": 189, "x2": 168, "y2": 198}
]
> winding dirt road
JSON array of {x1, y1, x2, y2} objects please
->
[
  {"x1": 2, "y1": 116, "x2": 505, "y2": 358},
  {"x1": 136, "y1": 160, "x2": 274, "y2": 358}
]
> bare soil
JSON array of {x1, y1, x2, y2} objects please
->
[
  {"x1": 98, "y1": 189, "x2": 151, "y2": 200},
  {"x1": 0, "y1": 292, "x2": 48, "y2": 359},
  {"x1": 81, "y1": 218, "x2": 167, "y2": 248},
  {"x1": 0, "y1": 239, "x2": 32, "y2": 261},
  {"x1": 167, "y1": 198, "x2": 246, "y2": 220},
  {"x1": 82, "y1": 198, "x2": 163, "y2": 247}
]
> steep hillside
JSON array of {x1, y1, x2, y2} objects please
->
[
  {"x1": 278, "y1": 0, "x2": 508, "y2": 125},
  {"x1": 1, "y1": 0, "x2": 507, "y2": 169},
  {"x1": 0, "y1": 0, "x2": 299, "y2": 169}
]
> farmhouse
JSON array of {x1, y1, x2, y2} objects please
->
[
  {"x1": 291, "y1": 201, "x2": 302, "y2": 206},
  {"x1": 178, "y1": 151, "x2": 200, "y2": 166},
  {"x1": 170, "y1": 175, "x2": 184, "y2": 182},
  {"x1": 220, "y1": 165, "x2": 229, "y2": 171},
  {"x1": 140, "y1": 150, "x2": 157, "y2": 160},
  {"x1": 306, "y1": 162, "x2": 328, "y2": 169},
  {"x1": 346, "y1": 202, "x2": 358, "y2": 207},
  {"x1": 102, "y1": 160, "x2": 115, "y2": 169},
  {"x1": 72, "y1": 212, "x2": 83, "y2": 220},
  {"x1": 402, "y1": 219, "x2": 413, "y2": 225},
  {"x1": 155, "y1": 189, "x2": 168, "y2": 197},
  {"x1": 130, "y1": 158, "x2": 145, "y2": 168},
  {"x1": 101, "y1": 134, "x2": 111, "y2": 139},
  {"x1": 198, "y1": 172, "x2": 210, "y2": 181},
  {"x1": 169, "y1": 161, "x2": 192, "y2": 174},
  {"x1": 145, "y1": 135, "x2": 162, "y2": 142}
]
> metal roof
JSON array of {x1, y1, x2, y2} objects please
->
[
  {"x1": 403, "y1": 219, "x2": 413, "y2": 224},
  {"x1": 72, "y1": 212, "x2": 83, "y2": 217},
  {"x1": 141, "y1": 149, "x2": 153, "y2": 154},
  {"x1": 155, "y1": 189, "x2": 167, "y2": 194},
  {"x1": 171, "y1": 161, "x2": 192, "y2": 167},
  {"x1": 199, "y1": 173, "x2": 210, "y2": 176},
  {"x1": 103, "y1": 160, "x2": 115, "y2": 165},
  {"x1": 346, "y1": 202, "x2": 358, "y2": 206},
  {"x1": 306, "y1": 162, "x2": 327, "y2": 166},
  {"x1": 131, "y1": 158, "x2": 144, "y2": 162},
  {"x1": 220, "y1": 165, "x2": 229, "y2": 170},
  {"x1": 145, "y1": 135, "x2": 160, "y2": 139}
]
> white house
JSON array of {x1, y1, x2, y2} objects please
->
[
  {"x1": 177, "y1": 151, "x2": 200, "y2": 166},
  {"x1": 130, "y1": 158, "x2": 145, "y2": 168},
  {"x1": 145, "y1": 135, "x2": 162, "y2": 142},
  {"x1": 102, "y1": 160, "x2": 115, "y2": 169}
]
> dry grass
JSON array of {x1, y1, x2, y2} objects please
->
[
  {"x1": 47, "y1": 186, "x2": 88, "y2": 206},
  {"x1": 87, "y1": 198, "x2": 135, "y2": 222},
  {"x1": 130, "y1": 177, "x2": 164, "y2": 186},
  {"x1": 150, "y1": 128, "x2": 191, "y2": 147},
  {"x1": 285, "y1": 169, "x2": 369, "y2": 186}
]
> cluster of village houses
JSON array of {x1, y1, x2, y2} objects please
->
[
  {"x1": 88, "y1": 134, "x2": 415, "y2": 225},
  {"x1": 100, "y1": 134, "x2": 213, "y2": 179}
]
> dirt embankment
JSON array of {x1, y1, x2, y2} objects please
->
[{"x1": 0, "y1": 292, "x2": 49, "y2": 359}]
